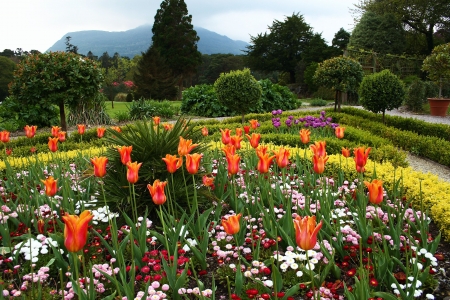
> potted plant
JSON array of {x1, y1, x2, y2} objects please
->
[{"x1": 422, "y1": 43, "x2": 450, "y2": 116}]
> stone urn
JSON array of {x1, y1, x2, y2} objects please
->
[{"x1": 427, "y1": 98, "x2": 450, "y2": 117}]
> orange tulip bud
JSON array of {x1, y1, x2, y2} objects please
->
[
  {"x1": 77, "y1": 124, "x2": 86, "y2": 135},
  {"x1": 111, "y1": 126, "x2": 121, "y2": 133},
  {"x1": 341, "y1": 147, "x2": 351, "y2": 158},
  {"x1": 230, "y1": 135, "x2": 243, "y2": 150},
  {"x1": 62, "y1": 210, "x2": 93, "y2": 253},
  {"x1": 186, "y1": 153, "x2": 202, "y2": 174},
  {"x1": 24, "y1": 125, "x2": 37, "y2": 138},
  {"x1": 162, "y1": 154, "x2": 183, "y2": 174},
  {"x1": 58, "y1": 131, "x2": 66, "y2": 142},
  {"x1": 273, "y1": 147, "x2": 290, "y2": 168},
  {"x1": 310, "y1": 141, "x2": 327, "y2": 157},
  {"x1": 249, "y1": 119, "x2": 259, "y2": 130},
  {"x1": 147, "y1": 179, "x2": 168, "y2": 205},
  {"x1": 354, "y1": 147, "x2": 371, "y2": 173},
  {"x1": 91, "y1": 156, "x2": 108, "y2": 178},
  {"x1": 97, "y1": 127, "x2": 106, "y2": 138},
  {"x1": 126, "y1": 161, "x2": 142, "y2": 184},
  {"x1": 201, "y1": 126, "x2": 208, "y2": 136},
  {"x1": 335, "y1": 127, "x2": 345, "y2": 139},
  {"x1": 41, "y1": 176, "x2": 58, "y2": 197},
  {"x1": 364, "y1": 179, "x2": 384, "y2": 205},
  {"x1": 235, "y1": 128, "x2": 243, "y2": 137},
  {"x1": 118, "y1": 146, "x2": 132, "y2": 165},
  {"x1": 220, "y1": 128, "x2": 231, "y2": 145},
  {"x1": 51, "y1": 126, "x2": 61, "y2": 137},
  {"x1": 312, "y1": 155, "x2": 328, "y2": 174},
  {"x1": 178, "y1": 136, "x2": 198, "y2": 156},
  {"x1": 293, "y1": 215, "x2": 322, "y2": 251},
  {"x1": 222, "y1": 213, "x2": 241, "y2": 235},
  {"x1": 226, "y1": 153, "x2": 240, "y2": 175},
  {"x1": 48, "y1": 137, "x2": 58, "y2": 152},
  {"x1": 0, "y1": 131, "x2": 10, "y2": 143},
  {"x1": 202, "y1": 175, "x2": 215, "y2": 188},
  {"x1": 153, "y1": 116, "x2": 161, "y2": 125},
  {"x1": 299, "y1": 129, "x2": 311, "y2": 144},
  {"x1": 245, "y1": 133, "x2": 261, "y2": 149}
]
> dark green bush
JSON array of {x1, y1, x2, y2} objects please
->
[
  {"x1": 181, "y1": 84, "x2": 233, "y2": 117},
  {"x1": 128, "y1": 99, "x2": 176, "y2": 120},
  {"x1": 126, "y1": 93, "x2": 133, "y2": 102},
  {"x1": 309, "y1": 99, "x2": 328, "y2": 106},
  {"x1": 405, "y1": 80, "x2": 426, "y2": 112},
  {"x1": 114, "y1": 111, "x2": 131, "y2": 122},
  {"x1": 256, "y1": 79, "x2": 297, "y2": 112},
  {"x1": 312, "y1": 87, "x2": 335, "y2": 100}
]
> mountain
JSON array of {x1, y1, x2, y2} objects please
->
[{"x1": 47, "y1": 24, "x2": 249, "y2": 58}]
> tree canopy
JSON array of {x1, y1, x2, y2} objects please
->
[
  {"x1": 152, "y1": 0, "x2": 202, "y2": 99},
  {"x1": 8, "y1": 51, "x2": 103, "y2": 130},
  {"x1": 0, "y1": 56, "x2": 15, "y2": 101}
]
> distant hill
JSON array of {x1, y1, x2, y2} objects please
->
[{"x1": 47, "y1": 24, "x2": 249, "y2": 58}]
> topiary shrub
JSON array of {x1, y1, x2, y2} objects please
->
[
  {"x1": 405, "y1": 79, "x2": 426, "y2": 112},
  {"x1": 359, "y1": 69, "x2": 406, "y2": 124},
  {"x1": 214, "y1": 68, "x2": 262, "y2": 123},
  {"x1": 257, "y1": 79, "x2": 297, "y2": 112},
  {"x1": 181, "y1": 84, "x2": 232, "y2": 117},
  {"x1": 126, "y1": 93, "x2": 133, "y2": 102}
]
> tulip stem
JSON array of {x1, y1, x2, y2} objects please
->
[
  {"x1": 71, "y1": 252, "x2": 79, "y2": 289},
  {"x1": 307, "y1": 256, "x2": 317, "y2": 300},
  {"x1": 159, "y1": 205, "x2": 171, "y2": 260}
]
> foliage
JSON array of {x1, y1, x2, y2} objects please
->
[
  {"x1": 133, "y1": 46, "x2": 178, "y2": 101},
  {"x1": 314, "y1": 56, "x2": 364, "y2": 93},
  {"x1": 152, "y1": 0, "x2": 202, "y2": 98},
  {"x1": 245, "y1": 13, "x2": 331, "y2": 83},
  {"x1": 359, "y1": 69, "x2": 406, "y2": 121},
  {"x1": 67, "y1": 93, "x2": 112, "y2": 126},
  {"x1": 8, "y1": 51, "x2": 103, "y2": 131},
  {"x1": 257, "y1": 79, "x2": 297, "y2": 112},
  {"x1": 0, "y1": 96, "x2": 59, "y2": 131},
  {"x1": 308, "y1": 99, "x2": 328, "y2": 106},
  {"x1": 348, "y1": 11, "x2": 406, "y2": 54},
  {"x1": 214, "y1": 69, "x2": 262, "y2": 121},
  {"x1": 114, "y1": 111, "x2": 131, "y2": 123},
  {"x1": 181, "y1": 84, "x2": 233, "y2": 117},
  {"x1": 193, "y1": 54, "x2": 245, "y2": 85},
  {"x1": 331, "y1": 28, "x2": 351, "y2": 51},
  {"x1": 126, "y1": 93, "x2": 133, "y2": 102},
  {"x1": 312, "y1": 87, "x2": 335, "y2": 100},
  {"x1": 128, "y1": 99, "x2": 176, "y2": 120},
  {"x1": 0, "y1": 56, "x2": 15, "y2": 101},
  {"x1": 422, "y1": 43, "x2": 450, "y2": 97},
  {"x1": 405, "y1": 79, "x2": 426, "y2": 112},
  {"x1": 303, "y1": 62, "x2": 319, "y2": 93},
  {"x1": 101, "y1": 118, "x2": 208, "y2": 215}
]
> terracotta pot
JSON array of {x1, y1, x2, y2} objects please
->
[{"x1": 428, "y1": 98, "x2": 450, "y2": 117}]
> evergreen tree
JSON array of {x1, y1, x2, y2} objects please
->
[
  {"x1": 151, "y1": 0, "x2": 202, "y2": 99},
  {"x1": 332, "y1": 28, "x2": 351, "y2": 51},
  {"x1": 134, "y1": 46, "x2": 178, "y2": 100}
]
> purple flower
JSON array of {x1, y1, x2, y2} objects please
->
[{"x1": 277, "y1": 109, "x2": 283, "y2": 115}]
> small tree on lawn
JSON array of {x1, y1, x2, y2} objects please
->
[
  {"x1": 9, "y1": 51, "x2": 103, "y2": 131},
  {"x1": 214, "y1": 68, "x2": 262, "y2": 123},
  {"x1": 359, "y1": 69, "x2": 406, "y2": 124},
  {"x1": 422, "y1": 42, "x2": 450, "y2": 98},
  {"x1": 313, "y1": 56, "x2": 364, "y2": 112}
]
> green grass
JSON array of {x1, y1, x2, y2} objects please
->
[{"x1": 105, "y1": 101, "x2": 130, "y2": 118}]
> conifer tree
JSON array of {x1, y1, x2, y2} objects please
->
[{"x1": 152, "y1": 0, "x2": 202, "y2": 99}]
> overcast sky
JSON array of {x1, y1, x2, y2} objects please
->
[{"x1": 1, "y1": 0, "x2": 357, "y2": 53}]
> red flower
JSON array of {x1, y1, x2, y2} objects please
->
[
  {"x1": 153, "y1": 116, "x2": 160, "y2": 125},
  {"x1": 202, "y1": 175, "x2": 215, "y2": 188},
  {"x1": 77, "y1": 124, "x2": 86, "y2": 135},
  {"x1": 62, "y1": 210, "x2": 93, "y2": 253},
  {"x1": 341, "y1": 147, "x2": 351, "y2": 158},
  {"x1": 178, "y1": 136, "x2": 198, "y2": 156},
  {"x1": 299, "y1": 129, "x2": 310, "y2": 144},
  {"x1": 273, "y1": 147, "x2": 290, "y2": 168},
  {"x1": 293, "y1": 215, "x2": 322, "y2": 250},
  {"x1": 257, "y1": 148, "x2": 275, "y2": 174},
  {"x1": 162, "y1": 154, "x2": 182, "y2": 174},
  {"x1": 243, "y1": 125, "x2": 250, "y2": 134},
  {"x1": 97, "y1": 127, "x2": 106, "y2": 138},
  {"x1": 226, "y1": 153, "x2": 240, "y2": 175},
  {"x1": 245, "y1": 133, "x2": 261, "y2": 149},
  {"x1": 230, "y1": 135, "x2": 243, "y2": 150},
  {"x1": 220, "y1": 128, "x2": 231, "y2": 145},
  {"x1": 312, "y1": 154, "x2": 328, "y2": 174},
  {"x1": 126, "y1": 161, "x2": 142, "y2": 184},
  {"x1": 5, "y1": 148, "x2": 12, "y2": 156},
  {"x1": 118, "y1": 146, "x2": 132, "y2": 165},
  {"x1": 354, "y1": 147, "x2": 371, "y2": 173},
  {"x1": 310, "y1": 141, "x2": 327, "y2": 157},
  {"x1": 48, "y1": 137, "x2": 58, "y2": 152},
  {"x1": 147, "y1": 180, "x2": 168, "y2": 205},
  {"x1": 185, "y1": 153, "x2": 202, "y2": 174},
  {"x1": 364, "y1": 179, "x2": 384, "y2": 205},
  {"x1": 24, "y1": 125, "x2": 37, "y2": 138},
  {"x1": 91, "y1": 157, "x2": 108, "y2": 178},
  {"x1": 249, "y1": 119, "x2": 258, "y2": 130},
  {"x1": 201, "y1": 126, "x2": 208, "y2": 136},
  {"x1": 41, "y1": 176, "x2": 58, "y2": 197},
  {"x1": 335, "y1": 126, "x2": 345, "y2": 139},
  {"x1": 51, "y1": 126, "x2": 60, "y2": 137},
  {"x1": 58, "y1": 131, "x2": 66, "y2": 142},
  {"x1": 222, "y1": 213, "x2": 241, "y2": 235},
  {"x1": 0, "y1": 131, "x2": 10, "y2": 143}
]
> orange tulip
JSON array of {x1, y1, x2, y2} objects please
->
[
  {"x1": 257, "y1": 145, "x2": 268, "y2": 155},
  {"x1": 310, "y1": 141, "x2": 327, "y2": 157},
  {"x1": 364, "y1": 179, "x2": 384, "y2": 205},
  {"x1": 249, "y1": 119, "x2": 259, "y2": 130},
  {"x1": 312, "y1": 155, "x2": 328, "y2": 174},
  {"x1": 201, "y1": 126, "x2": 208, "y2": 136},
  {"x1": 341, "y1": 147, "x2": 351, "y2": 158},
  {"x1": 147, "y1": 179, "x2": 168, "y2": 205},
  {"x1": 178, "y1": 136, "x2": 198, "y2": 156},
  {"x1": 41, "y1": 176, "x2": 58, "y2": 197},
  {"x1": 153, "y1": 116, "x2": 161, "y2": 125},
  {"x1": 335, "y1": 127, "x2": 345, "y2": 139},
  {"x1": 299, "y1": 129, "x2": 311, "y2": 144},
  {"x1": 37, "y1": 219, "x2": 45, "y2": 234},
  {"x1": 235, "y1": 128, "x2": 243, "y2": 137},
  {"x1": 58, "y1": 131, "x2": 66, "y2": 142},
  {"x1": 257, "y1": 149, "x2": 276, "y2": 174},
  {"x1": 202, "y1": 175, "x2": 215, "y2": 187},
  {"x1": 273, "y1": 147, "x2": 290, "y2": 168},
  {"x1": 126, "y1": 161, "x2": 142, "y2": 184},
  {"x1": 243, "y1": 125, "x2": 250, "y2": 134},
  {"x1": 51, "y1": 126, "x2": 61, "y2": 137},
  {"x1": 24, "y1": 125, "x2": 37, "y2": 138},
  {"x1": 0, "y1": 131, "x2": 10, "y2": 143},
  {"x1": 118, "y1": 146, "x2": 132, "y2": 165},
  {"x1": 162, "y1": 154, "x2": 183, "y2": 174},
  {"x1": 245, "y1": 133, "x2": 261, "y2": 149},
  {"x1": 186, "y1": 153, "x2": 202, "y2": 174},
  {"x1": 48, "y1": 137, "x2": 58, "y2": 152},
  {"x1": 77, "y1": 124, "x2": 86, "y2": 135},
  {"x1": 222, "y1": 213, "x2": 241, "y2": 235},
  {"x1": 230, "y1": 135, "x2": 243, "y2": 150},
  {"x1": 111, "y1": 126, "x2": 121, "y2": 133},
  {"x1": 163, "y1": 123, "x2": 174, "y2": 131},
  {"x1": 354, "y1": 147, "x2": 371, "y2": 173},
  {"x1": 220, "y1": 128, "x2": 231, "y2": 145},
  {"x1": 226, "y1": 153, "x2": 240, "y2": 175},
  {"x1": 62, "y1": 210, "x2": 93, "y2": 253},
  {"x1": 97, "y1": 127, "x2": 106, "y2": 138},
  {"x1": 293, "y1": 215, "x2": 323, "y2": 251},
  {"x1": 91, "y1": 157, "x2": 108, "y2": 178}
]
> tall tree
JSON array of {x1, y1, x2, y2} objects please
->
[
  {"x1": 65, "y1": 36, "x2": 79, "y2": 54},
  {"x1": 0, "y1": 56, "x2": 15, "y2": 101},
  {"x1": 332, "y1": 28, "x2": 351, "y2": 51},
  {"x1": 354, "y1": 0, "x2": 450, "y2": 54},
  {"x1": 152, "y1": 0, "x2": 202, "y2": 99},
  {"x1": 348, "y1": 11, "x2": 406, "y2": 54},
  {"x1": 245, "y1": 13, "x2": 320, "y2": 83}
]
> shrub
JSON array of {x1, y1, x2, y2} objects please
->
[
  {"x1": 114, "y1": 111, "x2": 131, "y2": 123},
  {"x1": 128, "y1": 99, "x2": 176, "y2": 120},
  {"x1": 424, "y1": 81, "x2": 439, "y2": 98},
  {"x1": 181, "y1": 84, "x2": 232, "y2": 117},
  {"x1": 114, "y1": 93, "x2": 128, "y2": 102},
  {"x1": 214, "y1": 68, "x2": 262, "y2": 123},
  {"x1": 126, "y1": 93, "x2": 133, "y2": 102},
  {"x1": 67, "y1": 93, "x2": 111, "y2": 126},
  {"x1": 405, "y1": 79, "x2": 426, "y2": 112},
  {"x1": 402, "y1": 75, "x2": 421, "y2": 87},
  {"x1": 359, "y1": 69, "x2": 406, "y2": 123},
  {"x1": 309, "y1": 99, "x2": 328, "y2": 106},
  {"x1": 257, "y1": 79, "x2": 297, "y2": 112}
]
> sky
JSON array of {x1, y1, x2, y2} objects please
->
[{"x1": 1, "y1": 0, "x2": 357, "y2": 53}]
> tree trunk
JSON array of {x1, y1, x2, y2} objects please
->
[
  {"x1": 59, "y1": 100, "x2": 67, "y2": 131},
  {"x1": 289, "y1": 71, "x2": 296, "y2": 84},
  {"x1": 338, "y1": 91, "x2": 341, "y2": 113},
  {"x1": 382, "y1": 110, "x2": 385, "y2": 125},
  {"x1": 334, "y1": 91, "x2": 338, "y2": 112},
  {"x1": 241, "y1": 113, "x2": 245, "y2": 125},
  {"x1": 426, "y1": 25, "x2": 435, "y2": 55}
]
